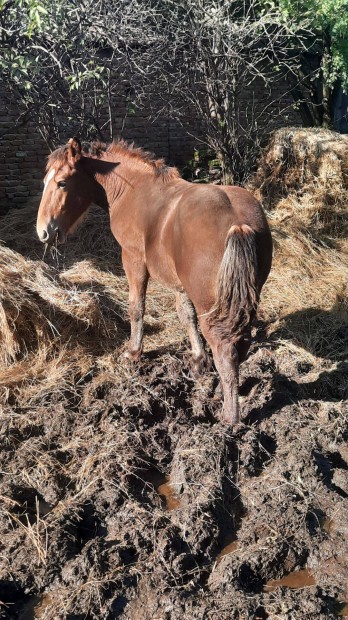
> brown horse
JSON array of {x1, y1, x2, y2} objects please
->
[{"x1": 36, "y1": 137, "x2": 272, "y2": 425}]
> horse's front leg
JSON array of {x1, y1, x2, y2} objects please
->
[{"x1": 122, "y1": 249, "x2": 149, "y2": 362}]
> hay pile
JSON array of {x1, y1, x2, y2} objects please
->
[
  {"x1": 251, "y1": 127, "x2": 348, "y2": 225},
  {"x1": 249, "y1": 127, "x2": 348, "y2": 366}
]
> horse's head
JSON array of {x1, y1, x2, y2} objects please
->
[{"x1": 36, "y1": 137, "x2": 94, "y2": 244}]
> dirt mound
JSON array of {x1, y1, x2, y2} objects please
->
[{"x1": 0, "y1": 129, "x2": 348, "y2": 619}]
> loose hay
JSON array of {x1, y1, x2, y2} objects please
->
[
  {"x1": 250, "y1": 127, "x2": 348, "y2": 366},
  {"x1": 0, "y1": 128, "x2": 347, "y2": 619}
]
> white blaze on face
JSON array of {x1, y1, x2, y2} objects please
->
[{"x1": 42, "y1": 168, "x2": 56, "y2": 198}]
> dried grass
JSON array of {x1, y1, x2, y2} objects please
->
[{"x1": 249, "y1": 127, "x2": 348, "y2": 364}]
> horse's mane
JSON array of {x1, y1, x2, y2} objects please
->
[{"x1": 47, "y1": 139, "x2": 179, "y2": 181}]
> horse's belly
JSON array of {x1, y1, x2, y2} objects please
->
[
  {"x1": 146, "y1": 248, "x2": 183, "y2": 291},
  {"x1": 144, "y1": 199, "x2": 184, "y2": 291}
]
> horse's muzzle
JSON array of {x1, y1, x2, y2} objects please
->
[{"x1": 37, "y1": 221, "x2": 65, "y2": 245}]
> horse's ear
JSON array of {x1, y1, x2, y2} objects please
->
[{"x1": 67, "y1": 137, "x2": 81, "y2": 168}]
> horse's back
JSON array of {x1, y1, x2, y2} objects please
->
[{"x1": 144, "y1": 182, "x2": 230, "y2": 291}]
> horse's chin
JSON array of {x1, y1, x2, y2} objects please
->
[{"x1": 68, "y1": 210, "x2": 89, "y2": 236}]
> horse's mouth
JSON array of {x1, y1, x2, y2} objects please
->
[
  {"x1": 43, "y1": 228, "x2": 66, "y2": 247},
  {"x1": 56, "y1": 229, "x2": 67, "y2": 244},
  {"x1": 52, "y1": 228, "x2": 66, "y2": 245}
]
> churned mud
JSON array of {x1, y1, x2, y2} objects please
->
[
  {"x1": 0, "y1": 326, "x2": 347, "y2": 619},
  {"x1": 1, "y1": 128, "x2": 348, "y2": 618}
]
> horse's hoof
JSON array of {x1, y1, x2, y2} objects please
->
[
  {"x1": 218, "y1": 406, "x2": 242, "y2": 428},
  {"x1": 123, "y1": 348, "x2": 142, "y2": 363},
  {"x1": 220, "y1": 416, "x2": 239, "y2": 427},
  {"x1": 191, "y1": 352, "x2": 211, "y2": 377},
  {"x1": 220, "y1": 416, "x2": 244, "y2": 431},
  {"x1": 231, "y1": 421, "x2": 246, "y2": 433}
]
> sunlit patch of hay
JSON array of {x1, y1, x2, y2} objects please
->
[
  {"x1": 261, "y1": 230, "x2": 346, "y2": 313},
  {"x1": 0, "y1": 247, "x2": 104, "y2": 361}
]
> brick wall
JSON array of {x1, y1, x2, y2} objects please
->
[
  {"x1": 0, "y1": 81, "x2": 299, "y2": 214},
  {"x1": 0, "y1": 98, "x2": 49, "y2": 215},
  {"x1": 0, "y1": 90, "x2": 203, "y2": 215}
]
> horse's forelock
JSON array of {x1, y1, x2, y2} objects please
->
[{"x1": 46, "y1": 145, "x2": 69, "y2": 172}]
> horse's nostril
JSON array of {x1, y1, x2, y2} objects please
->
[{"x1": 41, "y1": 230, "x2": 49, "y2": 242}]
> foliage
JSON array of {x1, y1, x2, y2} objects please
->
[
  {"x1": 0, "y1": 0, "x2": 132, "y2": 145},
  {"x1": 261, "y1": 0, "x2": 348, "y2": 127},
  {"x1": 275, "y1": 0, "x2": 348, "y2": 87},
  {"x1": 1, "y1": 0, "x2": 347, "y2": 178}
]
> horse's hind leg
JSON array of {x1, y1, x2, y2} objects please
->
[
  {"x1": 175, "y1": 292, "x2": 207, "y2": 374},
  {"x1": 199, "y1": 317, "x2": 240, "y2": 425},
  {"x1": 122, "y1": 249, "x2": 149, "y2": 361}
]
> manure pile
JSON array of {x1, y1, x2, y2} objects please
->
[{"x1": 0, "y1": 128, "x2": 347, "y2": 619}]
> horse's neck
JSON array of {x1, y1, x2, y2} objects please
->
[{"x1": 90, "y1": 157, "x2": 156, "y2": 214}]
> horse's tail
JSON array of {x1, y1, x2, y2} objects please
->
[{"x1": 208, "y1": 224, "x2": 259, "y2": 340}]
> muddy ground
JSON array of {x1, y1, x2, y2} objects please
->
[
  {"x1": 1, "y1": 268, "x2": 347, "y2": 618},
  {"x1": 1, "y1": 128, "x2": 348, "y2": 619}
]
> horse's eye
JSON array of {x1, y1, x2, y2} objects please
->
[{"x1": 57, "y1": 180, "x2": 67, "y2": 189}]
